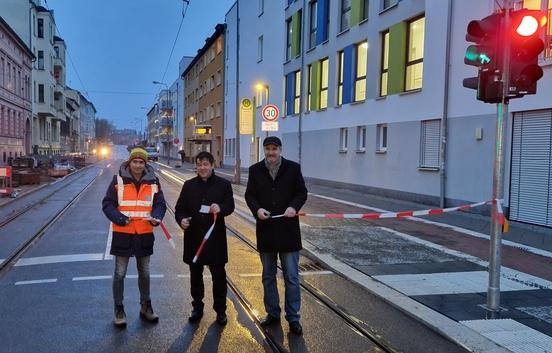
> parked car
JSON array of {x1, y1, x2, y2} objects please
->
[{"x1": 145, "y1": 147, "x2": 159, "y2": 162}]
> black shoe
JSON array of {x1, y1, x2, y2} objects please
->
[
  {"x1": 259, "y1": 315, "x2": 280, "y2": 327},
  {"x1": 188, "y1": 309, "x2": 203, "y2": 323},
  {"x1": 216, "y1": 313, "x2": 227, "y2": 326},
  {"x1": 289, "y1": 321, "x2": 302, "y2": 335}
]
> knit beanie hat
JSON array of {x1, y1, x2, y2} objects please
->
[{"x1": 129, "y1": 147, "x2": 148, "y2": 162}]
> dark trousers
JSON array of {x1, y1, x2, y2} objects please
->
[{"x1": 189, "y1": 263, "x2": 227, "y2": 314}]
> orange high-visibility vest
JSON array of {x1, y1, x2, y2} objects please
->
[{"x1": 112, "y1": 175, "x2": 158, "y2": 235}]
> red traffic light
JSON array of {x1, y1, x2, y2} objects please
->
[{"x1": 516, "y1": 15, "x2": 539, "y2": 36}]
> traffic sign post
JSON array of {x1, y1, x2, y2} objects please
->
[{"x1": 261, "y1": 104, "x2": 280, "y2": 135}]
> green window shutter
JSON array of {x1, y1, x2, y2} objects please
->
[
  {"x1": 351, "y1": 0, "x2": 363, "y2": 26},
  {"x1": 310, "y1": 61, "x2": 321, "y2": 111},
  {"x1": 387, "y1": 22, "x2": 407, "y2": 95},
  {"x1": 292, "y1": 12, "x2": 302, "y2": 58}
]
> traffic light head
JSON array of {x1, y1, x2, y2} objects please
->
[
  {"x1": 508, "y1": 9, "x2": 547, "y2": 96},
  {"x1": 463, "y1": 13, "x2": 504, "y2": 103},
  {"x1": 464, "y1": 13, "x2": 503, "y2": 68}
]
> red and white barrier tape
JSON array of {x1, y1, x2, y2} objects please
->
[
  {"x1": 294, "y1": 199, "x2": 506, "y2": 225},
  {"x1": 159, "y1": 222, "x2": 176, "y2": 249},
  {"x1": 192, "y1": 213, "x2": 218, "y2": 263}
]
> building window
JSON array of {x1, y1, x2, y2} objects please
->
[
  {"x1": 340, "y1": 0, "x2": 351, "y2": 32},
  {"x1": 356, "y1": 126, "x2": 366, "y2": 151},
  {"x1": 382, "y1": 0, "x2": 398, "y2": 10},
  {"x1": 320, "y1": 58, "x2": 329, "y2": 109},
  {"x1": 258, "y1": 35, "x2": 264, "y2": 62},
  {"x1": 376, "y1": 124, "x2": 387, "y2": 152},
  {"x1": 339, "y1": 127, "x2": 348, "y2": 152},
  {"x1": 294, "y1": 71, "x2": 301, "y2": 114},
  {"x1": 286, "y1": 18, "x2": 292, "y2": 60},
  {"x1": 363, "y1": 0, "x2": 369, "y2": 20},
  {"x1": 420, "y1": 119, "x2": 440, "y2": 168},
  {"x1": 0, "y1": 58, "x2": 4, "y2": 87},
  {"x1": 259, "y1": 0, "x2": 264, "y2": 15},
  {"x1": 216, "y1": 102, "x2": 222, "y2": 117},
  {"x1": 307, "y1": 64, "x2": 313, "y2": 111},
  {"x1": 38, "y1": 84, "x2": 45, "y2": 103},
  {"x1": 337, "y1": 51, "x2": 344, "y2": 106},
  {"x1": 216, "y1": 37, "x2": 223, "y2": 55},
  {"x1": 309, "y1": 0, "x2": 317, "y2": 49},
  {"x1": 216, "y1": 70, "x2": 222, "y2": 86},
  {"x1": 38, "y1": 18, "x2": 44, "y2": 38},
  {"x1": 380, "y1": 31, "x2": 389, "y2": 96},
  {"x1": 38, "y1": 51, "x2": 44, "y2": 70},
  {"x1": 405, "y1": 16, "x2": 425, "y2": 91},
  {"x1": 355, "y1": 41, "x2": 367, "y2": 101}
]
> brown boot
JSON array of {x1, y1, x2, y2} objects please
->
[
  {"x1": 113, "y1": 305, "x2": 127, "y2": 327},
  {"x1": 140, "y1": 300, "x2": 159, "y2": 323}
]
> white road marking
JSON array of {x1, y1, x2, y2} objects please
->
[
  {"x1": 15, "y1": 278, "x2": 57, "y2": 285},
  {"x1": 239, "y1": 270, "x2": 333, "y2": 278},
  {"x1": 15, "y1": 253, "x2": 104, "y2": 266},
  {"x1": 177, "y1": 274, "x2": 211, "y2": 278},
  {"x1": 461, "y1": 319, "x2": 552, "y2": 353},
  {"x1": 125, "y1": 274, "x2": 164, "y2": 279},
  {"x1": 380, "y1": 226, "x2": 552, "y2": 290},
  {"x1": 104, "y1": 223, "x2": 113, "y2": 260},
  {"x1": 309, "y1": 193, "x2": 552, "y2": 260},
  {"x1": 373, "y1": 271, "x2": 537, "y2": 296},
  {"x1": 73, "y1": 275, "x2": 112, "y2": 281}
]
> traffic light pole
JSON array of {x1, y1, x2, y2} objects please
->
[{"x1": 487, "y1": 0, "x2": 511, "y2": 315}]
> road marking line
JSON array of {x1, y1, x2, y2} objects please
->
[
  {"x1": 73, "y1": 275, "x2": 112, "y2": 281},
  {"x1": 239, "y1": 270, "x2": 333, "y2": 278},
  {"x1": 177, "y1": 274, "x2": 211, "y2": 278},
  {"x1": 309, "y1": 193, "x2": 552, "y2": 260},
  {"x1": 125, "y1": 274, "x2": 164, "y2": 279},
  {"x1": 15, "y1": 278, "x2": 57, "y2": 285},
  {"x1": 380, "y1": 226, "x2": 552, "y2": 290},
  {"x1": 373, "y1": 271, "x2": 537, "y2": 296},
  {"x1": 15, "y1": 253, "x2": 104, "y2": 266},
  {"x1": 104, "y1": 224, "x2": 113, "y2": 260}
]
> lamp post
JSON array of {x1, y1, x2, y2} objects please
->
[{"x1": 152, "y1": 81, "x2": 171, "y2": 165}]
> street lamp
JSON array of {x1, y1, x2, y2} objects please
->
[
  {"x1": 255, "y1": 82, "x2": 270, "y2": 139},
  {"x1": 152, "y1": 81, "x2": 172, "y2": 165}
]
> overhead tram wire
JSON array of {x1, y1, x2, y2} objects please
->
[{"x1": 159, "y1": 0, "x2": 191, "y2": 84}]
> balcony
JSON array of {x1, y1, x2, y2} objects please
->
[
  {"x1": 159, "y1": 117, "x2": 173, "y2": 127},
  {"x1": 159, "y1": 132, "x2": 173, "y2": 143},
  {"x1": 190, "y1": 124, "x2": 212, "y2": 142}
]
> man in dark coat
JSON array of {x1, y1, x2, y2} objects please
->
[
  {"x1": 174, "y1": 151, "x2": 235, "y2": 325},
  {"x1": 244, "y1": 136, "x2": 308, "y2": 335},
  {"x1": 102, "y1": 147, "x2": 166, "y2": 327}
]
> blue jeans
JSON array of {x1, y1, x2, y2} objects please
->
[
  {"x1": 260, "y1": 251, "x2": 300, "y2": 323},
  {"x1": 113, "y1": 256, "x2": 150, "y2": 306}
]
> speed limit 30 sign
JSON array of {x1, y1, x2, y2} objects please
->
[{"x1": 262, "y1": 104, "x2": 280, "y2": 122}]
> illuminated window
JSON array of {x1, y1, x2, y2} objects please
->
[
  {"x1": 337, "y1": 51, "x2": 344, "y2": 105},
  {"x1": 355, "y1": 41, "x2": 367, "y2": 101},
  {"x1": 405, "y1": 16, "x2": 425, "y2": 91},
  {"x1": 380, "y1": 31, "x2": 389, "y2": 96},
  {"x1": 320, "y1": 58, "x2": 329, "y2": 109},
  {"x1": 294, "y1": 71, "x2": 301, "y2": 114}
]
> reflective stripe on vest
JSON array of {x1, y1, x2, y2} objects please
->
[{"x1": 113, "y1": 175, "x2": 158, "y2": 234}]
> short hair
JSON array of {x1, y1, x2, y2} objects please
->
[{"x1": 195, "y1": 151, "x2": 214, "y2": 165}]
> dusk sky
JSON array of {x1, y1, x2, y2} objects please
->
[{"x1": 45, "y1": 0, "x2": 235, "y2": 132}]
